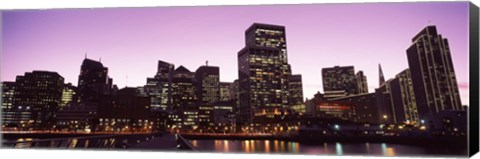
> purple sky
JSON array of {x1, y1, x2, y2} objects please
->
[{"x1": 1, "y1": 2, "x2": 470, "y2": 105}]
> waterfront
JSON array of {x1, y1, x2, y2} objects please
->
[{"x1": 189, "y1": 139, "x2": 468, "y2": 157}]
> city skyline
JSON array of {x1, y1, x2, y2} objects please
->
[{"x1": 1, "y1": 2, "x2": 470, "y2": 105}]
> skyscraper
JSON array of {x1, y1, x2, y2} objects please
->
[
  {"x1": 406, "y1": 25, "x2": 462, "y2": 119},
  {"x1": 375, "y1": 69, "x2": 420, "y2": 125},
  {"x1": 77, "y1": 58, "x2": 112, "y2": 105},
  {"x1": 195, "y1": 65, "x2": 220, "y2": 104},
  {"x1": 171, "y1": 66, "x2": 197, "y2": 129},
  {"x1": 322, "y1": 66, "x2": 358, "y2": 98},
  {"x1": 238, "y1": 23, "x2": 291, "y2": 124},
  {"x1": 145, "y1": 60, "x2": 174, "y2": 112},
  {"x1": 356, "y1": 71, "x2": 369, "y2": 94},
  {"x1": 13, "y1": 71, "x2": 65, "y2": 129}
]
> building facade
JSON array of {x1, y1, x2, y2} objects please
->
[
  {"x1": 288, "y1": 74, "x2": 305, "y2": 114},
  {"x1": 322, "y1": 66, "x2": 358, "y2": 98},
  {"x1": 12, "y1": 71, "x2": 65, "y2": 130},
  {"x1": 77, "y1": 58, "x2": 112, "y2": 105},
  {"x1": 356, "y1": 71, "x2": 369, "y2": 94},
  {"x1": 406, "y1": 25, "x2": 463, "y2": 120},
  {"x1": 238, "y1": 23, "x2": 291, "y2": 125}
]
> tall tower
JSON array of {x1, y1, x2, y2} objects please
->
[
  {"x1": 77, "y1": 58, "x2": 111, "y2": 104},
  {"x1": 195, "y1": 65, "x2": 220, "y2": 104},
  {"x1": 145, "y1": 60, "x2": 174, "y2": 112},
  {"x1": 378, "y1": 64, "x2": 385, "y2": 86},
  {"x1": 406, "y1": 25, "x2": 462, "y2": 119},
  {"x1": 238, "y1": 23, "x2": 291, "y2": 125}
]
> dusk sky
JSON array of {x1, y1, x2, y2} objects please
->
[{"x1": 1, "y1": 2, "x2": 470, "y2": 105}]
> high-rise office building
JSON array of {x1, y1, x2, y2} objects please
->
[
  {"x1": 77, "y1": 58, "x2": 112, "y2": 105},
  {"x1": 322, "y1": 66, "x2": 358, "y2": 98},
  {"x1": 145, "y1": 60, "x2": 174, "y2": 112},
  {"x1": 406, "y1": 25, "x2": 462, "y2": 119},
  {"x1": 376, "y1": 69, "x2": 420, "y2": 125},
  {"x1": 195, "y1": 65, "x2": 220, "y2": 104},
  {"x1": 356, "y1": 71, "x2": 369, "y2": 94},
  {"x1": 12, "y1": 71, "x2": 64, "y2": 130},
  {"x1": 171, "y1": 66, "x2": 197, "y2": 129},
  {"x1": 288, "y1": 74, "x2": 305, "y2": 114},
  {"x1": 238, "y1": 23, "x2": 291, "y2": 124}
]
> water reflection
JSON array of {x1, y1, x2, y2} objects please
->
[
  {"x1": 190, "y1": 139, "x2": 465, "y2": 156},
  {"x1": 335, "y1": 142, "x2": 343, "y2": 155}
]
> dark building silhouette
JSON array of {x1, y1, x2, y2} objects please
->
[
  {"x1": 322, "y1": 66, "x2": 358, "y2": 98},
  {"x1": 238, "y1": 23, "x2": 291, "y2": 125},
  {"x1": 97, "y1": 87, "x2": 151, "y2": 132},
  {"x1": 12, "y1": 71, "x2": 64, "y2": 130},
  {"x1": 145, "y1": 60, "x2": 175, "y2": 112},
  {"x1": 55, "y1": 103, "x2": 96, "y2": 132},
  {"x1": 406, "y1": 25, "x2": 463, "y2": 119},
  {"x1": 378, "y1": 64, "x2": 386, "y2": 86},
  {"x1": 356, "y1": 71, "x2": 369, "y2": 94},
  {"x1": 77, "y1": 58, "x2": 112, "y2": 105},
  {"x1": 171, "y1": 66, "x2": 197, "y2": 129},
  {"x1": 288, "y1": 74, "x2": 305, "y2": 114},
  {"x1": 195, "y1": 65, "x2": 220, "y2": 104},
  {"x1": 328, "y1": 93, "x2": 379, "y2": 123}
]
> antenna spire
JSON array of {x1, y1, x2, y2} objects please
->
[
  {"x1": 379, "y1": 63, "x2": 385, "y2": 86},
  {"x1": 206, "y1": 60, "x2": 208, "y2": 66}
]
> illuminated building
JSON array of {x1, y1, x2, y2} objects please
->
[
  {"x1": 12, "y1": 71, "x2": 64, "y2": 130},
  {"x1": 77, "y1": 58, "x2": 112, "y2": 105},
  {"x1": 356, "y1": 71, "x2": 369, "y2": 94},
  {"x1": 375, "y1": 69, "x2": 419, "y2": 125},
  {"x1": 219, "y1": 82, "x2": 231, "y2": 101},
  {"x1": 198, "y1": 104, "x2": 214, "y2": 131},
  {"x1": 322, "y1": 66, "x2": 358, "y2": 98},
  {"x1": 1, "y1": 81, "x2": 22, "y2": 128},
  {"x1": 195, "y1": 65, "x2": 220, "y2": 104},
  {"x1": 238, "y1": 23, "x2": 291, "y2": 125},
  {"x1": 406, "y1": 25, "x2": 463, "y2": 119},
  {"x1": 171, "y1": 66, "x2": 197, "y2": 129},
  {"x1": 144, "y1": 60, "x2": 174, "y2": 112},
  {"x1": 288, "y1": 74, "x2": 305, "y2": 114},
  {"x1": 60, "y1": 83, "x2": 77, "y2": 108},
  {"x1": 315, "y1": 102, "x2": 355, "y2": 121}
]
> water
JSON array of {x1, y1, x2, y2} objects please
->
[{"x1": 189, "y1": 139, "x2": 467, "y2": 157}]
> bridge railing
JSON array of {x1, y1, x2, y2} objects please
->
[
  {"x1": 175, "y1": 134, "x2": 198, "y2": 151},
  {"x1": 2, "y1": 134, "x2": 160, "y2": 149}
]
